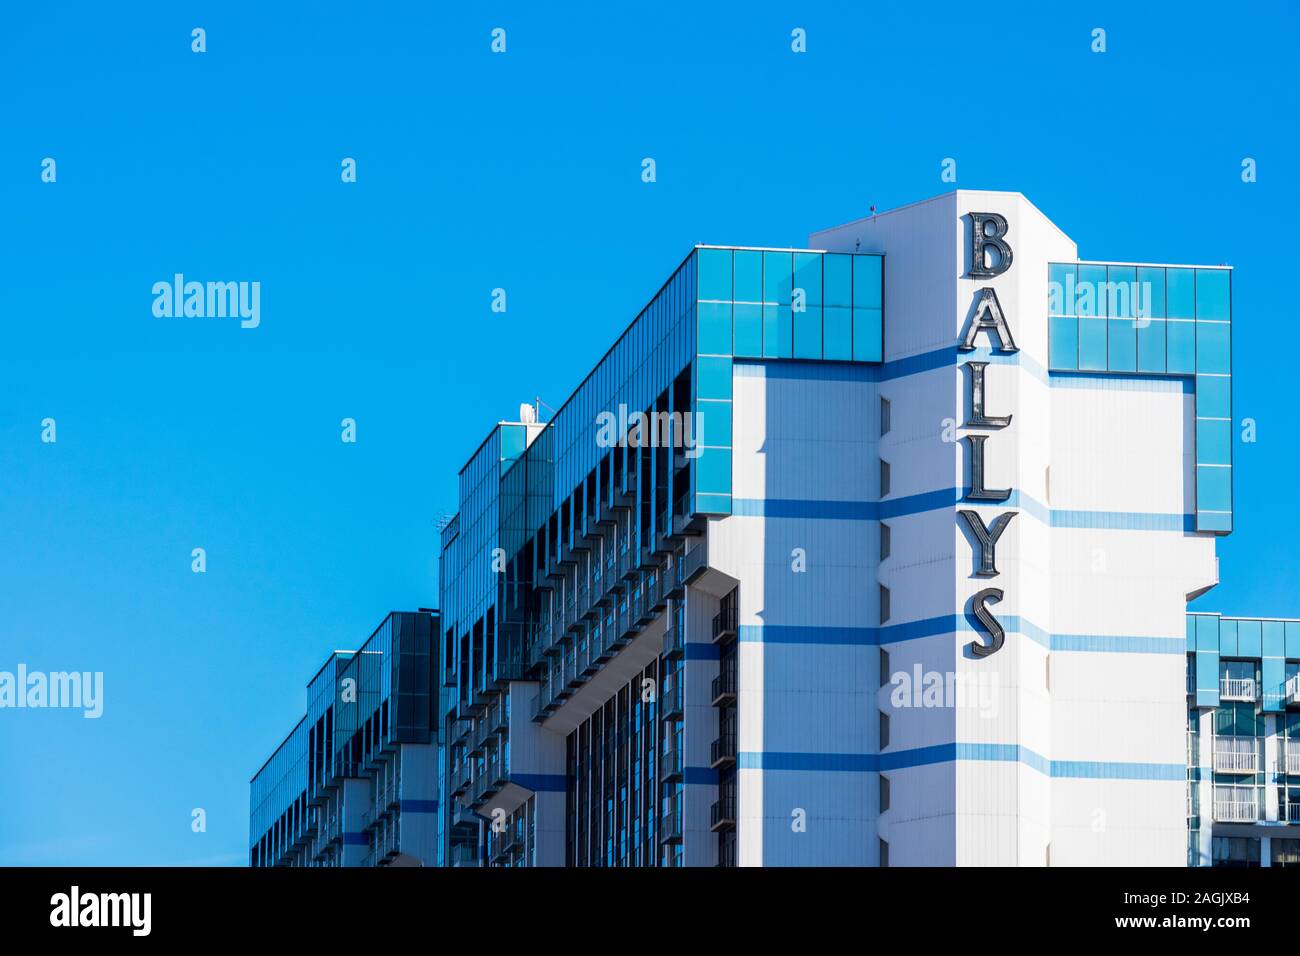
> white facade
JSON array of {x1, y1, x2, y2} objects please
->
[{"x1": 700, "y1": 191, "x2": 1218, "y2": 865}]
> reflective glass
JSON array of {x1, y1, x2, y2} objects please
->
[
  {"x1": 1050, "y1": 315, "x2": 1078, "y2": 369},
  {"x1": 853, "y1": 308, "x2": 882, "y2": 362},
  {"x1": 1079, "y1": 317, "x2": 1107, "y2": 370},
  {"x1": 697, "y1": 301, "x2": 732, "y2": 355},
  {"x1": 1167, "y1": 268, "x2": 1195, "y2": 319},
  {"x1": 1136, "y1": 318, "x2": 1166, "y2": 373},
  {"x1": 1048, "y1": 263, "x2": 1075, "y2": 316},
  {"x1": 1196, "y1": 419, "x2": 1231, "y2": 465},
  {"x1": 1196, "y1": 269, "x2": 1231, "y2": 321},
  {"x1": 1197, "y1": 321, "x2": 1230, "y2": 375},
  {"x1": 698, "y1": 248, "x2": 732, "y2": 301},
  {"x1": 1168, "y1": 321, "x2": 1196, "y2": 373},
  {"x1": 824, "y1": 305, "x2": 852, "y2": 360}
]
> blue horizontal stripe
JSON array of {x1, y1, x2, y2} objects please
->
[
  {"x1": 510, "y1": 773, "x2": 567, "y2": 793},
  {"x1": 684, "y1": 641, "x2": 720, "y2": 661},
  {"x1": 740, "y1": 746, "x2": 1183, "y2": 780},
  {"x1": 732, "y1": 489, "x2": 1190, "y2": 531},
  {"x1": 684, "y1": 766, "x2": 718, "y2": 785},
  {"x1": 738, "y1": 619, "x2": 1184, "y2": 655},
  {"x1": 342, "y1": 832, "x2": 369, "y2": 846}
]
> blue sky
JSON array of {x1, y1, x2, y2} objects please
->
[{"x1": 0, "y1": 1, "x2": 1297, "y2": 865}]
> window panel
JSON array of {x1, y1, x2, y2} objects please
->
[
  {"x1": 763, "y1": 305, "x2": 792, "y2": 358},
  {"x1": 1197, "y1": 419, "x2": 1231, "y2": 465},
  {"x1": 1049, "y1": 316, "x2": 1078, "y2": 369},
  {"x1": 824, "y1": 253, "x2": 852, "y2": 307},
  {"x1": 733, "y1": 303, "x2": 762, "y2": 357},
  {"x1": 853, "y1": 255, "x2": 882, "y2": 309},
  {"x1": 733, "y1": 250, "x2": 762, "y2": 302},
  {"x1": 1108, "y1": 318, "x2": 1137, "y2": 371},
  {"x1": 695, "y1": 356, "x2": 732, "y2": 400},
  {"x1": 824, "y1": 306, "x2": 852, "y2": 360},
  {"x1": 1196, "y1": 374, "x2": 1231, "y2": 419},
  {"x1": 696, "y1": 400, "x2": 731, "y2": 448},
  {"x1": 1079, "y1": 317, "x2": 1107, "y2": 370},
  {"x1": 1137, "y1": 266, "x2": 1166, "y2": 319},
  {"x1": 1077, "y1": 264, "x2": 1107, "y2": 317},
  {"x1": 1136, "y1": 318, "x2": 1166, "y2": 373},
  {"x1": 698, "y1": 248, "x2": 732, "y2": 301},
  {"x1": 1196, "y1": 269, "x2": 1231, "y2": 322},
  {"x1": 1197, "y1": 464, "x2": 1232, "y2": 513},
  {"x1": 697, "y1": 301, "x2": 732, "y2": 355},
  {"x1": 695, "y1": 447, "x2": 732, "y2": 495},
  {"x1": 1107, "y1": 266, "x2": 1136, "y2": 319},
  {"x1": 1048, "y1": 263, "x2": 1075, "y2": 316},
  {"x1": 853, "y1": 307, "x2": 882, "y2": 362},
  {"x1": 793, "y1": 251, "x2": 822, "y2": 305},
  {"x1": 793, "y1": 305, "x2": 822, "y2": 359},
  {"x1": 1168, "y1": 321, "x2": 1196, "y2": 373},
  {"x1": 1196, "y1": 320, "x2": 1230, "y2": 375},
  {"x1": 1167, "y1": 268, "x2": 1195, "y2": 319}
]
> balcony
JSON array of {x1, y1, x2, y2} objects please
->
[
  {"x1": 710, "y1": 794, "x2": 736, "y2": 832},
  {"x1": 660, "y1": 800, "x2": 683, "y2": 845},
  {"x1": 1213, "y1": 738, "x2": 1258, "y2": 774},
  {"x1": 681, "y1": 541, "x2": 708, "y2": 584},
  {"x1": 711, "y1": 668, "x2": 736, "y2": 707},
  {"x1": 1220, "y1": 678, "x2": 1256, "y2": 702},
  {"x1": 710, "y1": 732, "x2": 737, "y2": 769},
  {"x1": 1285, "y1": 741, "x2": 1300, "y2": 776},
  {"x1": 662, "y1": 626, "x2": 684, "y2": 661},
  {"x1": 648, "y1": 572, "x2": 667, "y2": 613},
  {"x1": 712, "y1": 606, "x2": 737, "y2": 644},
  {"x1": 1214, "y1": 799, "x2": 1259, "y2": 824},
  {"x1": 661, "y1": 682, "x2": 683, "y2": 721},
  {"x1": 1287, "y1": 674, "x2": 1300, "y2": 707},
  {"x1": 659, "y1": 738, "x2": 683, "y2": 783}
]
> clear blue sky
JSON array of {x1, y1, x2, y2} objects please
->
[{"x1": 0, "y1": 1, "x2": 1296, "y2": 865}]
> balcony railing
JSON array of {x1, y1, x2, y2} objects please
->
[
  {"x1": 660, "y1": 798, "x2": 683, "y2": 844},
  {"x1": 659, "y1": 736, "x2": 683, "y2": 783},
  {"x1": 710, "y1": 794, "x2": 736, "y2": 832},
  {"x1": 1287, "y1": 742, "x2": 1300, "y2": 776},
  {"x1": 662, "y1": 625, "x2": 684, "y2": 661},
  {"x1": 1214, "y1": 799, "x2": 1258, "y2": 823},
  {"x1": 681, "y1": 541, "x2": 708, "y2": 584},
  {"x1": 1220, "y1": 678, "x2": 1256, "y2": 702},
  {"x1": 1213, "y1": 738, "x2": 1258, "y2": 774},
  {"x1": 710, "y1": 732, "x2": 737, "y2": 769},
  {"x1": 712, "y1": 606, "x2": 737, "y2": 644},
  {"x1": 661, "y1": 682, "x2": 683, "y2": 721},
  {"x1": 711, "y1": 668, "x2": 736, "y2": 707},
  {"x1": 1287, "y1": 674, "x2": 1300, "y2": 706}
]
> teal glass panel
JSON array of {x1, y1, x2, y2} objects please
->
[
  {"x1": 733, "y1": 303, "x2": 763, "y2": 357},
  {"x1": 824, "y1": 305, "x2": 852, "y2": 360},
  {"x1": 1196, "y1": 419, "x2": 1231, "y2": 465},
  {"x1": 1136, "y1": 267, "x2": 1166, "y2": 320},
  {"x1": 696, "y1": 400, "x2": 731, "y2": 447},
  {"x1": 1198, "y1": 511, "x2": 1232, "y2": 533},
  {"x1": 1196, "y1": 615, "x2": 1220, "y2": 650},
  {"x1": 763, "y1": 305, "x2": 792, "y2": 358},
  {"x1": 1196, "y1": 375, "x2": 1230, "y2": 418},
  {"x1": 695, "y1": 446, "x2": 732, "y2": 495},
  {"x1": 1079, "y1": 317, "x2": 1107, "y2": 370},
  {"x1": 1108, "y1": 318, "x2": 1137, "y2": 371},
  {"x1": 824, "y1": 254, "x2": 852, "y2": 307},
  {"x1": 853, "y1": 255, "x2": 882, "y2": 309},
  {"x1": 1167, "y1": 268, "x2": 1195, "y2": 319},
  {"x1": 1048, "y1": 263, "x2": 1075, "y2": 316},
  {"x1": 733, "y1": 250, "x2": 762, "y2": 302},
  {"x1": 697, "y1": 301, "x2": 732, "y2": 355},
  {"x1": 694, "y1": 492, "x2": 732, "y2": 515},
  {"x1": 793, "y1": 304, "x2": 822, "y2": 359},
  {"x1": 1196, "y1": 269, "x2": 1230, "y2": 321},
  {"x1": 1196, "y1": 321, "x2": 1230, "y2": 374},
  {"x1": 1285, "y1": 622, "x2": 1300, "y2": 659},
  {"x1": 1136, "y1": 319, "x2": 1166, "y2": 372},
  {"x1": 1264, "y1": 621, "x2": 1285, "y2": 658},
  {"x1": 1196, "y1": 465, "x2": 1231, "y2": 513},
  {"x1": 794, "y1": 252, "x2": 822, "y2": 305},
  {"x1": 764, "y1": 251, "x2": 792, "y2": 304},
  {"x1": 1049, "y1": 316, "x2": 1078, "y2": 369},
  {"x1": 1107, "y1": 266, "x2": 1136, "y2": 318},
  {"x1": 695, "y1": 355, "x2": 733, "y2": 400},
  {"x1": 698, "y1": 248, "x2": 732, "y2": 301},
  {"x1": 1219, "y1": 618, "x2": 1238, "y2": 656},
  {"x1": 1168, "y1": 321, "x2": 1196, "y2": 373},
  {"x1": 852, "y1": 307, "x2": 882, "y2": 362},
  {"x1": 1077, "y1": 264, "x2": 1107, "y2": 317}
]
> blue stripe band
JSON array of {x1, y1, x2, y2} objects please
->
[{"x1": 740, "y1": 745, "x2": 1183, "y2": 780}]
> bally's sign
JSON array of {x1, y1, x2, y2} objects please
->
[{"x1": 959, "y1": 213, "x2": 1016, "y2": 657}]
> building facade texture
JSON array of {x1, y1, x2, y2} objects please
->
[{"x1": 251, "y1": 190, "x2": 1294, "y2": 867}]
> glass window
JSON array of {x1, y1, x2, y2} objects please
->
[
  {"x1": 1168, "y1": 320, "x2": 1196, "y2": 373},
  {"x1": 1136, "y1": 319, "x2": 1166, "y2": 373},
  {"x1": 1079, "y1": 317, "x2": 1107, "y2": 370},
  {"x1": 823, "y1": 306, "x2": 852, "y2": 360},
  {"x1": 793, "y1": 305, "x2": 822, "y2": 359},
  {"x1": 1197, "y1": 321, "x2": 1230, "y2": 375},
  {"x1": 763, "y1": 252, "x2": 793, "y2": 359},
  {"x1": 697, "y1": 301, "x2": 732, "y2": 355},
  {"x1": 1050, "y1": 316, "x2": 1078, "y2": 369},
  {"x1": 1197, "y1": 464, "x2": 1231, "y2": 513},
  {"x1": 1197, "y1": 419, "x2": 1231, "y2": 465},
  {"x1": 695, "y1": 447, "x2": 732, "y2": 495},
  {"x1": 1196, "y1": 375, "x2": 1231, "y2": 419},
  {"x1": 853, "y1": 308, "x2": 882, "y2": 362},
  {"x1": 1107, "y1": 266, "x2": 1136, "y2": 319},
  {"x1": 793, "y1": 252, "x2": 822, "y2": 305},
  {"x1": 764, "y1": 305, "x2": 792, "y2": 358},
  {"x1": 824, "y1": 254, "x2": 852, "y2": 307},
  {"x1": 733, "y1": 250, "x2": 762, "y2": 302},
  {"x1": 1167, "y1": 268, "x2": 1195, "y2": 319},
  {"x1": 1196, "y1": 269, "x2": 1230, "y2": 322},
  {"x1": 696, "y1": 400, "x2": 731, "y2": 448},
  {"x1": 698, "y1": 248, "x2": 732, "y2": 301},
  {"x1": 1108, "y1": 319, "x2": 1137, "y2": 371},
  {"x1": 853, "y1": 255, "x2": 882, "y2": 309},
  {"x1": 695, "y1": 356, "x2": 732, "y2": 400},
  {"x1": 733, "y1": 303, "x2": 762, "y2": 357},
  {"x1": 1136, "y1": 266, "x2": 1165, "y2": 319}
]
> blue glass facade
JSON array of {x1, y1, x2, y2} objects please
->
[{"x1": 1049, "y1": 262, "x2": 1233, "y2": 533}]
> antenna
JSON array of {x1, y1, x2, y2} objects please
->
[{"x1": 533, "y1": 396, "x2": 557, "y2": 421}]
